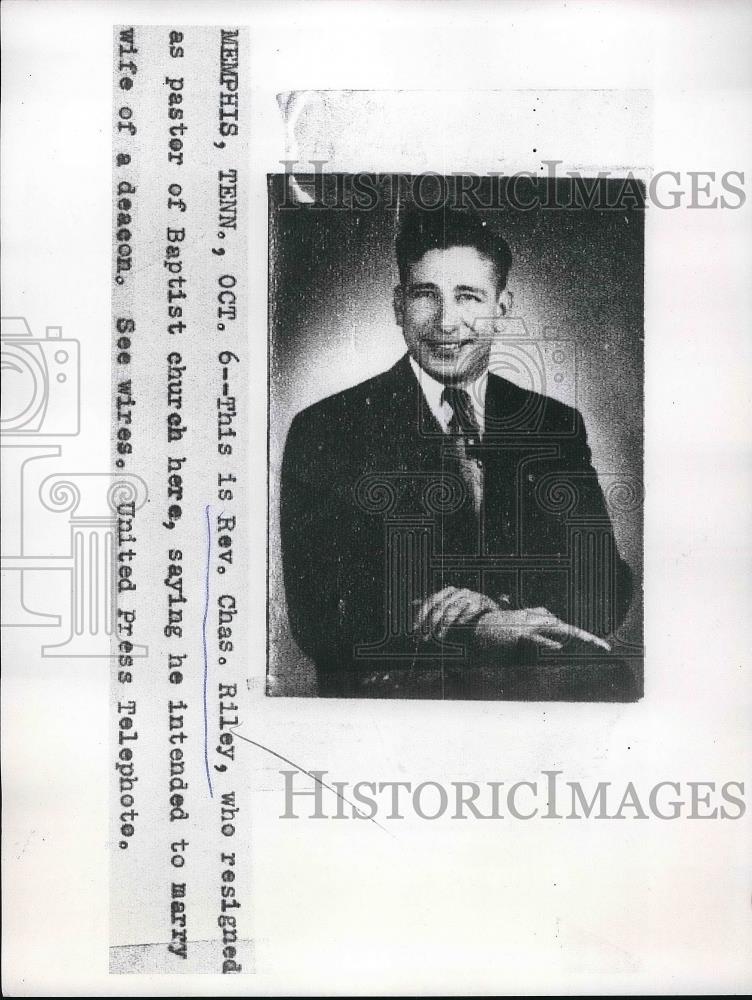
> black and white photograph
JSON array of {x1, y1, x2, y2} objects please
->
[{"x1": 270, "y1": 174, "x2": 644, "y2": 699}]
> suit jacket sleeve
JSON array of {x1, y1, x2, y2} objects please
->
[
  {"x1": 279, "y1": 411, "x2": 356, "y2": 670},
  {"x1": 537, "y1": 405, "x2": 633, "y2": 635}
]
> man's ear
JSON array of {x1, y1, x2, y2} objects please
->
[
  {"x1": 393, "y1": 285, "x2": 404, "y2": 326},
  {"x1": 496, "y1": 287, "x2": 513, "y2": 318}
]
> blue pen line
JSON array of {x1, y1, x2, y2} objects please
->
[{"x1": 202, "y1": 504, "x2": 214, "y2": 797}]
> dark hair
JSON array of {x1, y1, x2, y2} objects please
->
[{"x1": 395, "y1": 205, "x2": 512, "y2": 288}]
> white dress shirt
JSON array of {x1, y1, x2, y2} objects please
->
[{"x1": 408, "y1": 355, "x2": 488, "y2": 435}]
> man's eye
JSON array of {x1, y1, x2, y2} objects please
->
[
  {"x1": 410, "y1": 288, "x2": 436, "y2": 300},
  {"x1": 457, "y1": 292, "x2": 481, "y2": 303}
]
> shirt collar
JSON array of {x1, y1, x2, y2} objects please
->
[{"x1": 408, "y1": 355, "x2": 488, "y2": 434}]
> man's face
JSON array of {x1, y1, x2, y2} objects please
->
[{"x1": 395, "y1": 245, "x2": 504, "y2": 384}]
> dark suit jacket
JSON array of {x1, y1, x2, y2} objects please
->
[{"x1": 280, "y1": 354, "x2": 638, "y2": 700}]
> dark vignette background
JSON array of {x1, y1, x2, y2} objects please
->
[{"x1": 267, "y1": 175, "x2": 644, "y2": 697}]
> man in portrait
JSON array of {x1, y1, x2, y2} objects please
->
[{"x1": 280, "y1": 205, "x2": 637, "y2": 699}]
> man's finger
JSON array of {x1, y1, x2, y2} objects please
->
[
  {"x1": 521, "y1": 607, "x2": 558, "y2": 626},
  {"x1": 419, "y1": 587, "x2": 462, "y2": 636},
  {"x1": 432, "y1": 592, "x2": 476, "y2": 641},
  {"x1": 427, "y1": 589, "x2": 482, "y2": 638},
  {"x1": 433, "y1": 592, "x2": 490, "y2": 641},
  {"x1": 532, "y1": 635, "x2": 564, "y2": 652},
  {"x1": 538, "y1": 622, "x2": 611, "y2": 652},
  {"x1": 454, "y1": 596, "x2": 495, "y2": 625},
  {"x1": 562, "y1": 624, "x2": 611, "y2": 651},
  {"x1": 413, "y1": 586, "x2": 456, "y2": 632}
]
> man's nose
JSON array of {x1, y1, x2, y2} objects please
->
[{"x1": 439, "y1": 298, "x2": 461, "y2": 334}]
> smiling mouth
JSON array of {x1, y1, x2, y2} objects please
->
[{"x1": 424, "y1": 339, "x2": 472, "y2": 357}]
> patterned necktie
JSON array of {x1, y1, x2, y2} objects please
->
[
  {"x1": 440, "y1": 386, "x2": 484, "y2": 518},
  {"x1": 441, "y1": 386, "x2": 482, "y2": 444}
]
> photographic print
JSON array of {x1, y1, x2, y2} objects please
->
[{"x1": 269, "y1": 173, "x2": 644, "y2": 699}]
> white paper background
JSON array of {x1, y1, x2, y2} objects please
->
[{"x1": 2, "y1": 0, "x2": 751, "y2": 995}]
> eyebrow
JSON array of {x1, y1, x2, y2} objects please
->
[{"x1": 407, "y1": 281, "x2": 488, "y2": 297}]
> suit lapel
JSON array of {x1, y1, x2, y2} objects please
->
[{"x1": 381, "y1": 354, "x2": 445, "y2": 470}]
